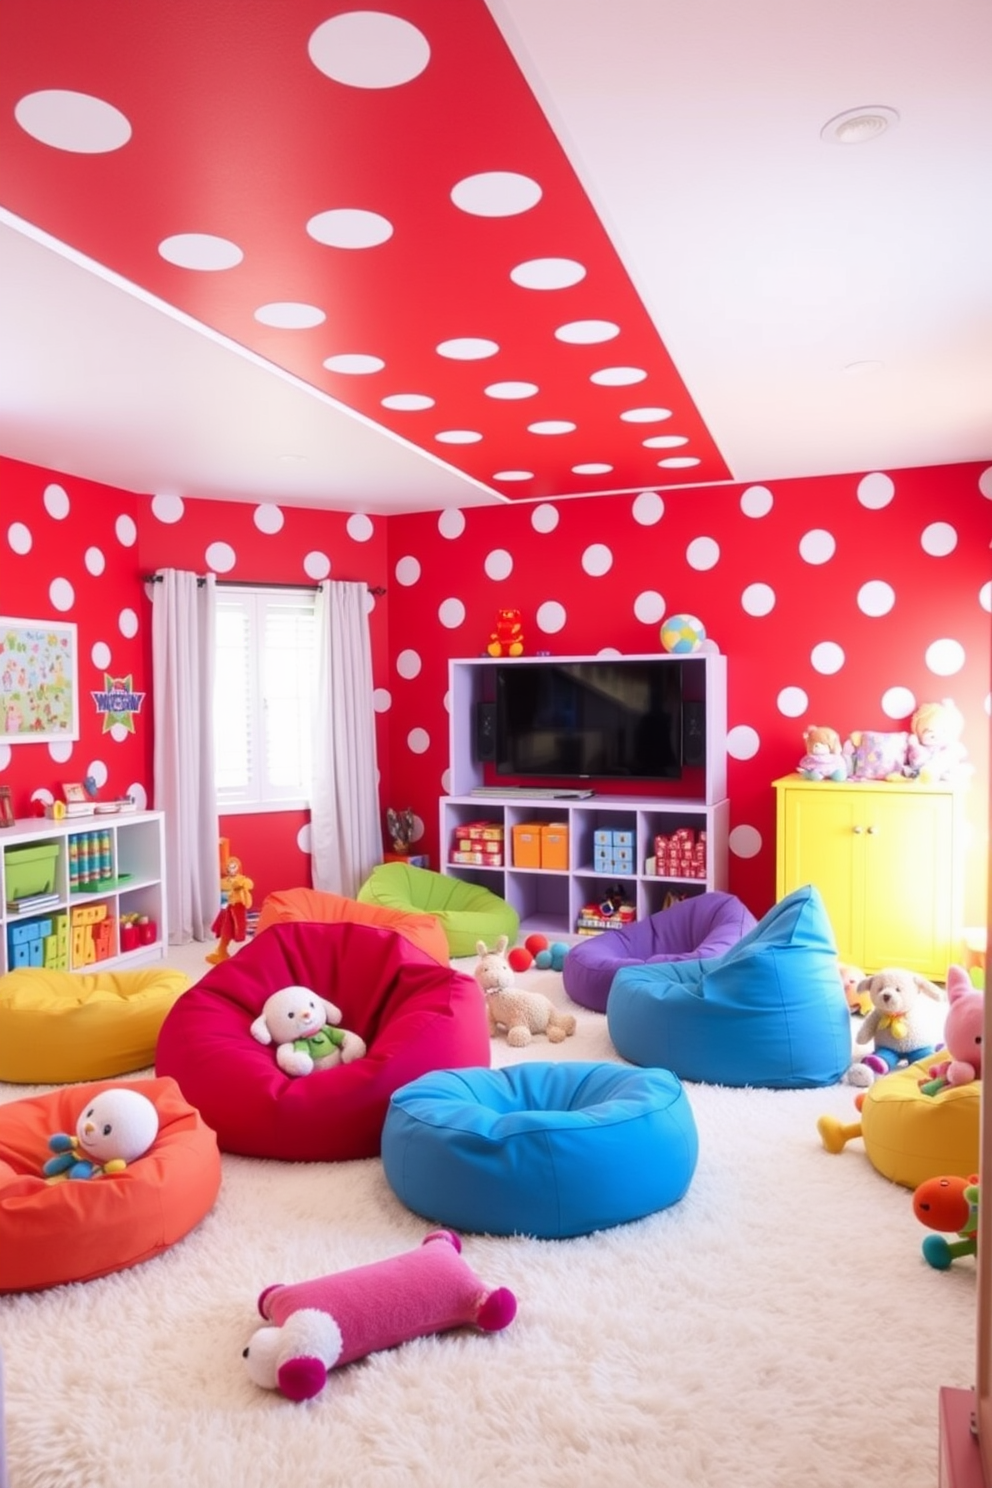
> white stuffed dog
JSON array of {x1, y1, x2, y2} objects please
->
[{"x1": 249, "y1": 985, "x2": 366, "y2": 1077}]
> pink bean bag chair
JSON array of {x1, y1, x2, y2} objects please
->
[{"x1": 155, "y1": 921, "x2": 490, "y2": 1161}]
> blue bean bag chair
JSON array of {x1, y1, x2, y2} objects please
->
[
  {"x1": 563, "y1": 891, "x2": 757, "y2": 1013},
  {"x1": 381, "y1": 1061, "x2": 698, "y2": 1239},
  {"x1": 607, "y1": 885, "x2": 850, "y2": 1088}
]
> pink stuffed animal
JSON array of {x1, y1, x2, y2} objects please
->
[
  {"x1": 242, "y1": 1230, "x2": 517, "y2": 1401},
  {"x1": 922, "y1": 964, "x2": 983, "y2": 1094}
]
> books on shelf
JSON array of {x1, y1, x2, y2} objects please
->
[{"x1": 7, "y1": 892, "x2": 61, "y2": 914}]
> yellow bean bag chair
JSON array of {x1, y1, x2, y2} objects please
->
[
  {"x1": 818, "y1": 1050, "x2": 980, "y2": 1189},
  {"x1": 358, "y1": 863, "x2": 519, "y2": 959},
  {"x1": 257, "y1": 886, "x2": 449, "y2": 966},
  {"x1": 0, "y1": 966, "x2": 191, "y2": 1084}
]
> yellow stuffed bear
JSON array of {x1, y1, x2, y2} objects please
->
[{"x1": 487, "y1": 608, "x2": 524, "y2": 658}]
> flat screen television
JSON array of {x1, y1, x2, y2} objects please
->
[{"x1": 494, "y1": 659, "x2": 683, "y2": 781}]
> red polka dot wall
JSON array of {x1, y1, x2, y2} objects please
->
[{"x1": 1, "y1": 452, "x2": 989, "y2": 922}]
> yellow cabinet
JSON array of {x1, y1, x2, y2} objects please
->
[{"x1": 773, "y1": 774, "x2": 965, "y2": 980}]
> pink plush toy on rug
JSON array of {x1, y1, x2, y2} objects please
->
[
  {"x1": 921, "y1": 964, "x2": 983, "y2": 1095},
  {"x1": 242, "y1": 1230, "x2": 517, "y2": 1401}
]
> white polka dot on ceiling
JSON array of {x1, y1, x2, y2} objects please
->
[
  {"x1": 555, "y1": 320, "x2": 619, "y2": 344},
  {"x1": 15, "y1": 89, "x2": 131, "y2": 153},
  {"x1": 254, "y1": 303, "x2": 325, "y2": 329},
  {"x1": 591, "y1": 367, "x2": 646, "y2": 386},
  {"x1": 450, "y1": 171, "x2": 542, "y2": 217},
  {"x1": 324, "y1": 354, "x2": 385, "y2": 374},
  {"x1": 307, "y1": 209, "x2": 393, "y2": 249},
  {"x1": 308, "y1": 12, "x2": 430, "y2": 88},
  {"x1": 485, "y1": 382, "x2": 538, "y2": 401},
  {"x1": 510, "y1": 258, "x2": 586, "y2": 289},
  {"x1": 383, "y1": 393, "x2": 434, "y2": 410},
  {"x1": 159, "y1": 234, "x2": 243, "y2": 270},
  {"x1": 436, "y1": 338, "x2": 499, "y2": 360},
  {"x1": 528, "y1": 421, "x2": 575, "y2": 435}
]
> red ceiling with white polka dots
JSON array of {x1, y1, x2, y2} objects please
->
[{"x1": 0, "y1": 0, "x2": 728, "y2": 503}]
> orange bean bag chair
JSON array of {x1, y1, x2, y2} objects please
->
[
  {"x1": 257, "y1": 887, "x2": 448, "y2": 966},
  {"x1": 0, "y1": 966, "x2": 191, "y2": 1084},
  {"x1": 0, "y1": 1075, "x2": 221, "y2": 1293}
]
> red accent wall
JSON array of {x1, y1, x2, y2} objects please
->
[{"x1": 1, "y1": 454, "x2": 989, "y2": 928}]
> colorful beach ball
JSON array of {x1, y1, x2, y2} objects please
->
[{"x1": 660, "y1": 613, "x2": 706, "y2": 654}]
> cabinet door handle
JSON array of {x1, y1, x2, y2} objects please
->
[
  {"x1": 852, "y1": 825, "x2": 863, "y2": 834},
  {"x1": 866, "y1": 825, "x2": 877, "y2": 834}
]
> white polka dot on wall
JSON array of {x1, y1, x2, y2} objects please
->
[
  {"x1": 396, "y1": 650, "x2": 421, "y2": 680},
  {"x1": 44, "y1": 484, "x2": 70, "y2": 519},
  {"x1": 531, "y1": 504, "x2": 559, "y2": 534},
  {"x1": 30, "y1": 787, "x2": 53, "y2": 806},
  {"x1": 395, "y1": 556, "x2": 421, "y2": 586},
  {"x1": 297, "y1": 823, "x2": 312, "y2": 856},
  {"x1": 596, "y1": 647, "x2": 622, "y2": 659},
  {"x1": 810, "y1": 641, "x2": 845, "y2": 674},
  {"x1": 729, "y1": 824, "x2": 762, "y2": 859},
  {"x1": 87, "y1": 760, "x2": 108, "y2": 789},
  {"x1": 118, "y1": 608, "x2": 139, "y2": 639},
  {"x1": 799, "y1": 530, "x2": 836, "y2": 564},
  {"x1": 633, "y1": 591, "x2": 665, "y2": 625},
  {"x1": 253, "y1": 504, "x2": 284, "y2": 535},
  {"x1": 727, "y1": 725, "x2": 760, "y2": 760},
  {"x1": 128, "y1": 783, "x2": 148, "y2": 811},
  {"x1": 115, "y1": 514, "x2": 137, "y2": 547},
  {"x1": 151, "y1": 494, "x2": 185, "y2": 524},
  {"x1": 109, "y1": 724, "x2": 130, "y2": 744},
  {"x1": 438, "y1": 510, "x2": 465, "y2": 539},
  {"x1": 740, "y1": 486, "x2": 773, "y2": 518},
  {"x1": 91, "y1": 641, "x2": 111, "y2": 669},
  {"x1": 632, "y1": 491, "x2": 664, "y2": 526},
  {"x1": 441, "y1": 767, "x2": 451, "y2": 794},
  {"x1": 858, "y1": 472, "x2": 895, "y2": 509},
  {"x1": 347, "y1": 513, "x2": 375, "y2": 543},
  {"x1": 582, "y1": 544, "x2": 613, "y2": 577},
  {"x1": 777, "y1": 686, "x2": 809, "y2": 718},
  {"x1": 303, "y1": 551, "x2": 331, "y2": 581},
  {"x1": 741, "y1": 583, "x2": 775, "y2": 617},
  {"x1": 0, "y1": 746, "x2": 11, "y2": 772},
  {"x1": 882, "y1": 686, "x2": 916, "y2": 719},
  {"x1": 373, "y1": 688, "x2": 391, "y2": 713},
  {"x1": 979, "y1": 467, "x2": 992, "y2": 499},
  {"x1": 438, "y1": 598, "x2": 466, "y2": 629},
  {"x1": 921, "y1": 522, "x2": 957, "y2": 557},
  {"x1": 49, "y1": 578, "x2": 74, "y2": 612},
  {"x1": 686, "y1": 537, "x2": 719, "y2": 571},
  {"x1": 925, "y1": 638, "x2": 966, "y2": 676},
  {"x1": 857, "y1": 580, "x2": 895, "y2": 617},
  {"x1": 980, "y1": 582, "x2": 991, "y2": 612},
  {"x1": 8, "y1": 522, "x2": 31, "y2": 555},
  {"x1": 85, "y1": 547, "x2": 105, "y2": 577},
  {"x1": 485, "y1": 549, "x2": 514, "y2": 581},
  {"x1": 407, "y1": 728, "x2": 430, "y2": 755},
  {"x1": 49, "y1": 739, "x2": 73, "y2": 764},
  {"x1": 536, "y1": 600, "x2": 566, "y2": 633},
  {"x1": 205, "y1": 541, "x2": 236, "y2": 573}
]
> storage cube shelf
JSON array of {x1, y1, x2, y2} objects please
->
[
  {"x1": 0, "y1": 812, "x2": 167, "y2": 975},
  {"x1": 441, "y1": 654, "x2": 729, "y2": 940}
]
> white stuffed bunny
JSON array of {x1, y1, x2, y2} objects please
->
[{"x1": 250, "y1": 984, "x2": 366, "y2": 1077}]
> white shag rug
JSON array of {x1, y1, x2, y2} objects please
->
[{"x1": 0, "y1": 961, "x2": 974, "y2": 1488}]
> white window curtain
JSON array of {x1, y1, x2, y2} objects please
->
[
  {"x1": 151, "y1": 569, "x2": 220, "y2": 943},
  {"x1": 310, "y1": 580, "x2": 382, "y2": 897}
]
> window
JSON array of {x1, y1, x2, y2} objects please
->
[{"x1": 214, "y1": 586, "x2": 317, "y2": 811}]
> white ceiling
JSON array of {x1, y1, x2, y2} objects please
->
[{"x1": 0, "y1": 0, "x2": 989, "y2": 515}]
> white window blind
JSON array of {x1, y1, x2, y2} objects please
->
[{"x1": 214, "y1": 586, "x2": 317, "y2": 810}]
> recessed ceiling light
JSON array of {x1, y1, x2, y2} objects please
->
[{"x1": 821, "y1": 106, "x2": 899, "y2": 145}]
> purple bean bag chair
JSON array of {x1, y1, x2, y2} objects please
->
[{"x1": 562, "y1": 891, "x2": 757, "y2": 1013}]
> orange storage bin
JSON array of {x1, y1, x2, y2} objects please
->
[
  {"x1": 541, "y1": 822, "x2": 569, "y2": 871},
  {"x1": 512, "y1": 823, "x2": 543, "y2": 869}
]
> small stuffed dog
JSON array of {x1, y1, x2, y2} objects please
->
[{"x1": 250, "y1": 984, "x2": 366, "y2": 1077}]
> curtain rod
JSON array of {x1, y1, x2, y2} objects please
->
[{"x1": 145, "y1": 574, "x2": 386, "y2": 595}]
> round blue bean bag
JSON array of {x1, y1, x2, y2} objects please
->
[
  {"x1": 381, "y1": 1061, "x2": 698, "y2": 1239},
  {"x1": 563, "y1": 890, "x2": 757, "y2": 1013},
  {"x1": 607, "y1": 885, "x2": 851, "y2": 1089}
]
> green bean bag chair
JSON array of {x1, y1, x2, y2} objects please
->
[{"x1": 358, "y1": 864, "x2": 518, "y2": 959}]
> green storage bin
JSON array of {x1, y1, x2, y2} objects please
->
[{"x1": 4, "y1": 842, "x2": 60, "y2": 900}]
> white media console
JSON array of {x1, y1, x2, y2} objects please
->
[{"x1": 440, "y1": 653, "x2": 729, "y2": 939}]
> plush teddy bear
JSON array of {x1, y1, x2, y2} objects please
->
[
  {"x1": 486, "y1": 608, "x2": 524, "y2": 658},
  {"x1": 473, "y1": 936, "x2": 576, "y2": 1047},
  {"x1": 920, "y1": 963, "x2": 982, "y2": 1094},
  {"x1": 838, "y1": 961, "x2": 870, "y2": 1016},
  {"x1": 797, "y1": 725, "x2": 848, "y2": 781},
  {"x1": 903, "y1": 699, "x2": 969, "y2": 783},
  {"x1": 43, "y1": 1087, "x2": 160, "y2": 1181},
  {"x1": 249, "y1": 984, "x2": 366, "y2": 1077},
  {"x1": 242, "y1": 1229, "x2": 517, "y2": 1400},
  {"x1": 844, "y1": 967, "x2": 945, "y2": 1087}
]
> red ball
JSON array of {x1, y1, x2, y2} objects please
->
[
  {"x1": 524, "y1": 933, "x2": 549, "y2": 957},
  {"x1": 508, "y1": 947, "x2": 534, "y2": 973}
]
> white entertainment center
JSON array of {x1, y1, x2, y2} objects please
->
[{"x1": 441, "y1": 653, "x2": 728, "y2": 939}]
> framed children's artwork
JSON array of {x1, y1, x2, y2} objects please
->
[{"x1": 0, "y1": 617, "x2": 79, "y2": 743}]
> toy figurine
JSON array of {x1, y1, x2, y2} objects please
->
[{"x1": 207, "y1": 853, "x2": 253, "y2": 964}]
